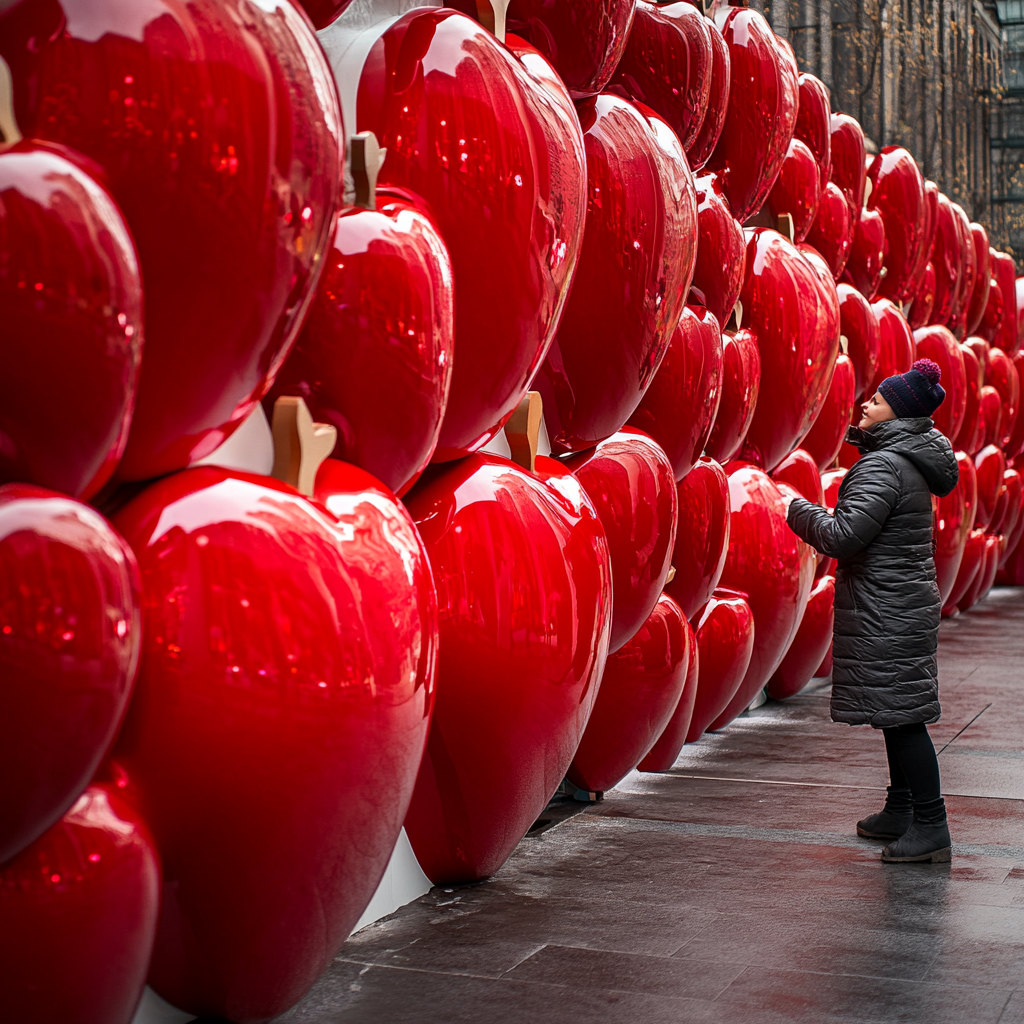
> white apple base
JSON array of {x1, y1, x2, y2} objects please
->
[{"x1": 130, "y1": 828, "x2": 431, "y2": 1024}]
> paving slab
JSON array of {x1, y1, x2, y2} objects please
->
[{"x1": 272, "y1": 587, "x2": 1024, "y2": 1023}]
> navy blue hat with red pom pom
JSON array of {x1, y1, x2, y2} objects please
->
[{"x1": 878, "y1": 359, "x2": 946, "y2": 418}]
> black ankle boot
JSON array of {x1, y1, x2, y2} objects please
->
[
  {"x1": 881, "y1": 798, "x2": 952, "y2": 863},
  {"x1": 857, "y1": 786, "x2": 913, "y2": 839}
]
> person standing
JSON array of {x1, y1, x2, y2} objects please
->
[{"x1": 786, "y1": 359, "x2": 959, "y2": 863}]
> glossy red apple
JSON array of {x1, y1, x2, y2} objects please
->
[
  {"x1": 684, "y1": 588, "x2": 755, "y2": 741},
  {"x1": 986, "y1": 346, "x2": 1021, "y2": 451},
  {"x1": 930, "y1": 194, "x2": 962, "y2": 327},
  {"x1": 837, "y1": 284, "x2": 881, "y2": 401},
  {"x1": 905, "y1": 177, "x2": 939, "y2": 306},
  {"x1": 358, "y1": 12, "x2": 586, "y2": 459},
  {"x1": 567, "y1": 594, "x2": 692, "y2": 792},
  {"x1": 822, "y1": 466, "x2": 848, "y2": 509},
  {"x1": 843, "y1": 207, "x2": 886, "y2": 300},
  {"x1": 829, "y1": 113, "x2": 867, "y2": 224},
  {"x1": 959, "y1": 532, "x2": 1001, "y2": 611},
  {"x1": 506, "y1": 0, "x2": 637, "y2": 98},
  {"x1": 0, "y1": 0, "x2": 343, "y2": 481},
  {"x1": 0, "y1": 485, "x2": 140, "y2": 866},
  {"x1": 934, "y1": 451, "x2": 977, "y2": 603},
  {"x1": 946, "y1": 203, "x2": 978, "y2": 340},
  {"x1": 794, "y1": 73, "x2": 831, "y2": 191},
  {"x1": 1004, "y1": 351, "x2": 1024, "y2": 459},
  {"x1": 867, "y1": 298, "x2": 915, "y2": 396},
  {"x1": 537, "y1": 95, "x2": 696, "y2": 453},
  {"x1": 705, "y1": 327, "x2": 761, "y2": 464},
  {"x1": 0, "y1": 145, "x2": 142, "y2": 500},
  {"x1": 665, "y1": 456, "x2": 731, "y2": 622},
  {"x1": 113, "y1": 463, "x2": 437, "y2": 1020},
  {"x1": 767, "y1": 138, "x2": 822, "y2": 243},
  {"x1": 566, "y1": 430, "x2": 677, "y2": 651},
  {"x1": 985, "y1": 250, "x2": 1018, "y2": 353},
  {"x1": 979, "y1": 385, "x2": 1005, "y2": 451},
  {"x1": 772, "y1": 448, "x2": 825, "y2": 504},
  {"x1": 805, "y1": 180, "x2": 854, "y2": 280},
  {"x1": 800, "y1": 354, "x2": 857, "y2": 471},
  {"x1": 974, "y1": 444, "x2": 1007, "y2": 530},
  {"x1": 713, "y1": 465, "x2": 815, "y2": 728},
  {"x1": 1015, "y1": 276, "x2": 1024, "y2": 355},
  {"x1": 868, "y1": 146, "x2": 927, "y2": 304},
  {"x1": 943, "y1": 527, "x2": 986, "y2": 615},
  {"x1": 265, "y1": 193, "x2": 454, "y2": 497},
  {"x1": 690, "y1": 172, "x2": 746, "y2": 329},
  {"x1": 0, "y1": 784, "x2": 159, "y2": 1024},
  {"x1": 966, "y1": 223, "x2": 993, "y2": 337},
  {"x1": 628, "y1": 305, "x2": 724, "y2": 481},
  {"x1": 609, "y1": 0, "x2": 714, "y2": 153},
  {"x1": 991, "y1": 468, "x2": 1022, "y2": 538},
  {"x1": 687, "y1": 18, "x2": 731, "y2": 171},
  {"x1": 956, "y1": 344, "x2": 984, "y2": 453},
  {"x1": 766, "y1": 574, "x2": 834, "y2": 700},
  {"x1": 908, "y1": 261, "x2": 938, "y2": 330},
  {"x1": 738, "y1": 229, "x2": 840, "y2": 472},
  {"x1": 913, "y1": 326, "x2": 967, "y2": 439},
  {"x1": 405, "y1": 453, "x2": 611, "y2": 883},
  {"x1": 636, "y1": 617, "x2": 700, "y2": 771},
  {"x1": 705, "y1": 6, "x2": 798, "y2": 222}
]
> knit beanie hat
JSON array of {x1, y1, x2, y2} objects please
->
[{"x1": 877, "y1": 358, "x2": 946, "y2": 418}]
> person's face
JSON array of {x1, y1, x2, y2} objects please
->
[{"x1": 859, "y1": 391, "x2": 897, "y2": 430}]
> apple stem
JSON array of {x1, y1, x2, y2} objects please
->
[
  {"x1": 0, "y1": 55, "x2": 22, "y2": 146},
  {"x1": 665, "y1": 565, "x2": 677, "y2": 584},
  {"x1": 863, "y1": 176, "x2": 873, "y2": 208},
  {"x1": 505, "y1": 391, "x2": 542, "y2": 473},
  {"x1": 270, "y1": 396, "x2": 338, "y2": 498},
  {"x1": 477, "y1": 0, "x2": 508, "y2": 42},
  {"x1": 840, "y1": 334, "x2": 849, "y2": 354},
  {"x1": 349, "y1": 131, "x2": 386, "y2": 211},
  {"x1": 775, "y1": 212, "x2": 795, "y2": 244},
  {"x1": 726, "y1": 299, "x2": 743, "y2": 331}
]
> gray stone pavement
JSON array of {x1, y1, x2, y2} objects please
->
[{"x1": 275, "y1": 587, "x2": 1024, "y2": 1024}]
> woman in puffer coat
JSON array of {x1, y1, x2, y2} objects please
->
[{"x1": 786, "y1": 359, "x2": 959, "y2": 864}]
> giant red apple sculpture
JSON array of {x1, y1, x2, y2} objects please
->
[
  {"x1": 0, "y1": 145, "x2": 142, "y2": 500},
  {"x1": 913, "y1": 326, "x2": 967, "y2": 440},
  {"x1": 868, "y1": 146, "x2": 927, "y2": 304},
  {"x1": 867, "y1": 298, "x2": 915, "y2": 396},
  {"x1": 838, "y1": 283, "x2": 882, "y2": 401},
  {"x1": 0, "y1": 0, "x2": 343, "y2": 480},
  {"x1": 358, "y1": 12, "x2": 587, "y2": 458},
  {"x1": 805, "y1": 180, "x2": 854, "y2": 280},
  {"x1": 930, "y1": 193, "x2": 963, "y2": 327},
  {"x1": 685, "y1": 588, "x2": 755, "y2": 741},
  {"x1": 506, "y1": 0, "x2": 637, "y2": 98},
  {"x1": 800, "y1": 355, "x2": 857, "y2": 471},
  {"x1": 843, "y1": 207, "x2": 886, "y2": 300},
  {"x1": 566, "y1": 429, "x2": 677, "y2": 651},
  {"x1": 609, "y1": 1, "x2": 714, "y2": 156},
  {"x1": 112, "y1": 461, "x2": 438, "y2": 1021},
  {"x1": 568, "y1": 594, "x2": 692, "y2": 792},
  {"x1": 739, "y1": 228, "x2": 840, "y2": 472},
  {"x1": 766, "y1": 574, "x2": 835, "y2": 700},
  {"x1": 628, "y1": 304, "x2": 724, "y2": 481},
  {"x1": 794, "y1": 72, "x2": 832, "y2": 191},
  {"x1": 687, "y1": 18, "x2": 732, "y2": 171},
  {"x1": 934, "y1": 451, "x2": 977, "y2": 602},
  {"x1": 705, "y1": 6, "x2": 798, "y2": 223},
  {"x1": 767, "y1": 138, "x2": 823, "y2": 243},
  {"x1": 713, "y1": 465, "x2": 815, "y2": 727},
  {"x1": 0, "y1": 485, "x2": 140, "y2": 866},
  {"x1": 266, "y1": 176, "x2": 454, "y2": 497},
  {"x1": 537, "y1": 95, "x2": 696, "y2": 453},
  {"x1": 0, "y1": 785, "x2": 160, "y2": 1024},
  {"x1": 829, "y1": 113, "x2": 866, "y2": 225},
  {"x1": 404, "y1": 449, "x2": 612, "y2": 884},
  {"x1": 690, "y1": 172, "x2": 746, "y2": 330},
  {"x1": 706, "y1": 327, "x2": 761, "y2": 464},
  {"x1": 965, "y1": 223, "x2": 993, "y2": 337}
]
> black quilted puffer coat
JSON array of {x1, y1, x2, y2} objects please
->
[{"x1": 786, "y1": 417, "x2": 959, "y2": 728}]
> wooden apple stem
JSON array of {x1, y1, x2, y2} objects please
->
[
  {"x1": 476, "y1": 0, "x2": 508, "y2": 42},
  {"x1": 840, "y1": 334, "x2": 849, "y2": 355},
  {"x1": 665, "y1": 566, "x2": 677, "y2": 585},
  {"x1": 0, "y1": 55, "x2": 21, "y2": 146},
  {"x1": 775, "y1": 212, "x2": 795, "y2": 244},
  {"x1": 350, "y1": 131, "x2": 386, "y2": 211},
  {"x1": 271, "y1": 396, "x2": 337, "y2": 498},
  {"x1": 863, "y1": 176, "x2": 873, "y2": 208},
  {"x1": 726, "y1": 300, "x2": 743, "y2": 332},
  {"x1": 505, "y1": 391, "x2": 542, "y2": 473}
]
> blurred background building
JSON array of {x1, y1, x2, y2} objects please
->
[{"x1": 748, "y1": 0, "x2": 1024, "y2": 259}]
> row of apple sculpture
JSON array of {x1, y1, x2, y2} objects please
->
[{"x1": 1, "y1": 0, "x2": 1022, "y2": 1020}]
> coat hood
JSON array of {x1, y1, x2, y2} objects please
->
[{"x1": 847, "y1": 418, "x2": 959, "y2": 497}]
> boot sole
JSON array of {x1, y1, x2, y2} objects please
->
[{"x1": 881, "y1": 846, "x2": 952, "y2": 864}]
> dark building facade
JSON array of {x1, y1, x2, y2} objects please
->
[{"x1": 745, "y1": 0, "x2": 1022, "y2": 258}]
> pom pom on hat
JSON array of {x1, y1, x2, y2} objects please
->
[
  {"x1": 878, "y1": 359, "x2": 946, "y2": 419},
  {"x1": 912, "y1": 358, "x2": 942, "y2": 386}
]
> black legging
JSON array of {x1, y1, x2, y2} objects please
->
[{"x1": 883, "y1": 722, "x2": 942, "y2": 805}]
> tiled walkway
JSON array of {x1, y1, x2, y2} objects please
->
[{"x1": 278, "y1": 588, "x2": 1024, "y2": 1024}]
